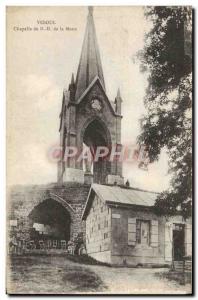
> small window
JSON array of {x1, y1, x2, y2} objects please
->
[
  {"x1": 101, "y1": 206, "x2": 103, "y2": 212},
  {"x1": 173, "y1": 223, "x2": 184, "y2": 231},
  {"x1": 98, "y1": 224, "x2": 100, "y2": 230},
  {"x1": 104, "y1": 232, "x2": 108, "y2": 239}
]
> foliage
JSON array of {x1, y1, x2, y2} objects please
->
[{"x1": 138, "y1": 7, "x2": 192, "y2": 218}]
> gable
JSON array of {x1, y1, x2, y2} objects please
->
[{"x1": 76, "y1": 77, "x2": 118, "y2": 117}]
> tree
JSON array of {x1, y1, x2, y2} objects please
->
[{"x1": 138, "y1": 7, "x2": 192, "y2": 219}]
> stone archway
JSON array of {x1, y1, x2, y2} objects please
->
[
  {"x1": 8, "y1": 185, "x2": 89, "y2": 249},
  {"x1": 27, "y1": 192, "x2": 76, "y2": 245},
  {"x1": 28, "y1": 198, "x2": 71, "y2": 242}
]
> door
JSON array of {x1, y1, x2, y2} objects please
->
[{"x1": 173, "y1": 223, "x2": 185, "y2": 261}]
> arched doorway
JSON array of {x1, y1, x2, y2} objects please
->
[
  {"x1": 28, "y1": 199, "x2": 71, "y2": 247},
  {"x1": 82, "y1": 118, "x2": 111, "y2": 184}
]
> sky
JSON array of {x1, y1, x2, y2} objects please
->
[{"x1": 7, "y1": 6, "x2": 171, "y2": 191}]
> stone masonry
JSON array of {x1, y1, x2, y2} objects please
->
[{"x1": 7, "y1": 183, "x2": 90, "y2": 244}]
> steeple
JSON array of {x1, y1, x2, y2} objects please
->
[{"x1": 75, "y1": 7, "x2": 105, "y2": 101}]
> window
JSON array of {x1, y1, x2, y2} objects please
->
[
  {"x1": 98, "y1": 223, "x2": 100, "y2": 230},
  {"x1": 104, "y1": 232, "x2": 108, "y2": 239},
  {"x1": 136, "y1": 220, "x2": 151, "y2": 245},
  {"x1": 173, "y1": 223, "x2": 184, "y2": 231},
  {"x1": 128, "y1": 218, "x2": 158, "y2": 247}
]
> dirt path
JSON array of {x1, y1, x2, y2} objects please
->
[
  {"x1": 7, "y1": 256, "x2": 191, "y2": 294},
  {"x1": 88, "y1": 265, "x2": 191, "y2": 294}
]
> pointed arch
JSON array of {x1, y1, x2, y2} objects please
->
[{"x1": 81, "y1": 116, "x2": 112, "y2": 147}]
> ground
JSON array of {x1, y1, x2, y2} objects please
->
[{"x1": 7, "y1": 255, "x2": 191, "y2": 295}]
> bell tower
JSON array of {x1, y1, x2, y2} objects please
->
[{"x1": 58, "y1": 7, "x2": 124, "y2": 185}]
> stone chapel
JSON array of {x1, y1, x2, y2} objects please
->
[{"x1": 58, "y1": 6, "x2": 123, "y2": 186}]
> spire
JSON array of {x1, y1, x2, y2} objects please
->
[
  {"x1": 117, "y1": 88, "x2": 121, "y2": 98},
  {"x1": 75, "y1": 7, "x2": 105, "y2": 100}
]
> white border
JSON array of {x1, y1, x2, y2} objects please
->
[{"x1": 1, "y1": 0, "x2": 197, "y2": 5}]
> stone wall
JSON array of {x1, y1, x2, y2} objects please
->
[
  {"x1": 7, "y1": 182, "x2": 90, "y2": 245},
  {"x1": 86, "y1": 194, "x2": 111, "y2": 255}
]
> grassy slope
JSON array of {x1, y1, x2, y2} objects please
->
[{"x1": 7, "y1": 255, "x2": 106, "y2": 294}]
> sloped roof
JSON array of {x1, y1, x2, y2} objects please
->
[
  {"x1": 75, "y1": 7, "x2": 105, "y2": 101},
  {"x1": 82, "y1": 183, "x2": 159, "y2": 220}
]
